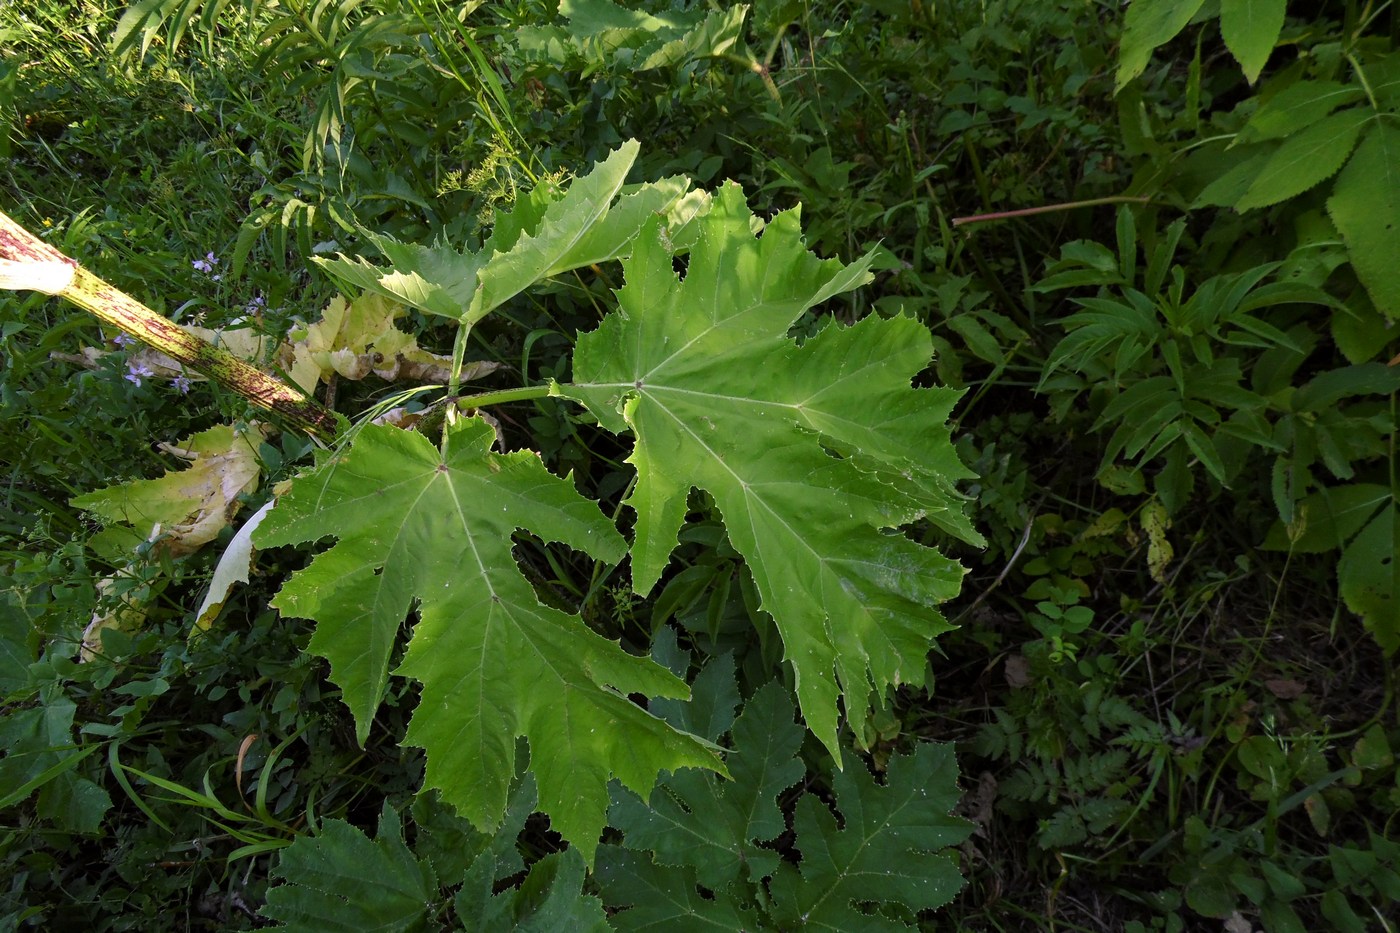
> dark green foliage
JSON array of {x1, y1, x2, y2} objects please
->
[
  {"x1": 261, "y1": 779, "x2": 611, "y2": 930},
  {"x1": 600, "y1": 649, "x2": 970, "y2": 931},
  {"x1": 4, "y1": 0, "x2": 1400, "y2": 930},
  {"x1": 262, "y1": 804, "x2": 438, "y2": 931}
]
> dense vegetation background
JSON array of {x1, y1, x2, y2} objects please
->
[{"x1": 2, "y1": 1, "x2": 1398, "y2": 930}]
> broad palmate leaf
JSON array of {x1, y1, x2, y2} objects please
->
[
  {"x1": 598, "y1": 672, "x2": 970, "y2": 931},
  {"x1": 262, "y1": 804, "x2": 437, "y2": 932},
  {"x1": 254, "y1": 417, "x2": 722, "y2": 859},
  {"x1": 608, "y1": 668, "x2": 804, "y2": 889},
  {"x1": 562, "y1": 183, "x2": 980, "y2": 756},
  {"x1": 448, "y1": 776, "x2": 612, "y2": 932},
  {"x1": 315, "y1": 140, "x2": 688, "y2": 324},
  {"x1": 768, "y1": 743, "x2": 970, "y2": 930}
]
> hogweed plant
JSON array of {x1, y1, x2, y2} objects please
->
[{"x1": 9, "y1": 140, "x2": 979, "y2": 901}]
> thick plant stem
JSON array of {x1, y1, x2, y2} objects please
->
[{"x1": 0, "y1": 209, "x2": 339, "y2": 439}]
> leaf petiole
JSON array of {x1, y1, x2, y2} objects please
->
[{"x1": 453, "y1": 384, "x2": 553, "y2": 409}]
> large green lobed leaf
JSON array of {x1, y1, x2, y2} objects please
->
[
  {"x1": 315, "y1": 140, "x2": 689, "y2": 325},
  {"x1": 599, "y1": 673, "x2": 970, "y2": 931},
  {"x1": 254, "y1": 417, "x2": 722, "y2": 860},
  {"x1": 609, "y1": 671, "x2": 805, "y2": 889},
  {"x1": 262, "y1": 805, "x2": 437, "y2": 932},
  {"x1": 767, "y1": 743, "x2": 970, "y2": 929},
  {"x1": 562, "y1": 183, "x2": 979, "y2": 757}
]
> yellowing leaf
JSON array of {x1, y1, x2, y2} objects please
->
[
  {"x1": 253, "y1": 417, "x2": 722, "y2": 860},
  {"x1": 194, "y1": 499, "x2": 274, "y2": 632},
  {"x1": 187, "y1": 324, "x2": 273, "y2": 361},
  {"x1": 1142, "y1": 499, "x2": 1173, "y2": 584},
  {"x1": 282, "y1": 292, "x2": 498, "y2": 393},
  {"x1": 72, "y1": 423, "x2": 268, "y2": 557},
  {"x1": 81, "y1": 575, "x2": 147, "y2": 662},
  {"x1": 563, "y1": 184, "x2": 979, "y2": 757}
]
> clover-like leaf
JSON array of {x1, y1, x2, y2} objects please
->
[
  {"x1": 562, "y1": 183, "x2": 978, "y2": 756},
  {"x1": 254, "y1": 417, "x2": 722, "y2": 859}
]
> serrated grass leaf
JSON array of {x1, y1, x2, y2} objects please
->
[
  {"x1": 1220, "y1": 0, "x2": 1285, "y2": 83},
  {"x1": 1235, "y1": 108, "x2": 1369, "y2": 211},
  {"x1": 1328, "y1": 123, "x2": 1400, "y2": 318},
  {"x1": 254, "y1": 418, "x2": 721, "y2": 860},
  {"x1": 563, "y1": 184, "x2": 977, "y2": 757},
  {"x1": 1116, "y1": 0, "x2": 1207, "y2": 92},
  {"x1": 1238, "y1": 80, "x2": 1364, "y2": 143}
]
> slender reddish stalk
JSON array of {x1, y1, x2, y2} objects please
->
[{"x1": 951, "y1": 195, "x2": 1154, "y2": 227}]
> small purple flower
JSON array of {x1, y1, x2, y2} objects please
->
[
  {"x1": 192, "y1": 252, "x2": 220, "y2": 274},
  {"x1": 112, "y1": 333, "x2": 134, "y2": 348},
  {"x1": 245, "y1": 295, "x2": 267, "y2": 314},
  {"x1": 125, "y1": 360, "x2": 155, "y2": 387},
  {"x1": 172, "y1": 375, "x2": 192, "y2": 394}
]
